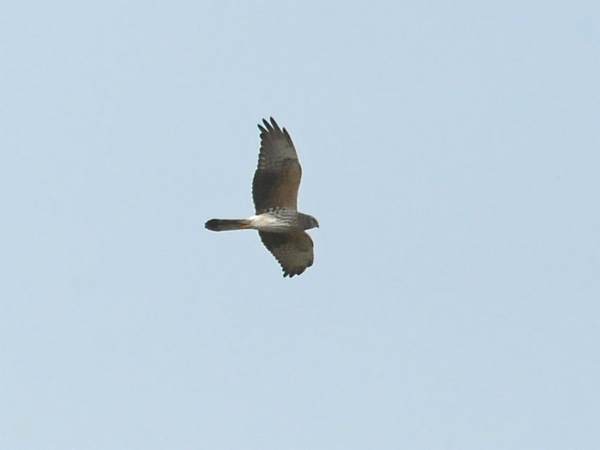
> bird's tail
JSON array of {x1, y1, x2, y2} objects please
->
[{"x1": 205, "y1": 218, "x2": 251, "y2": 232}]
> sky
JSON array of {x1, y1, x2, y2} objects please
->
[{"x1": 1, "y1": 1, "x2": 599, "y2": 448}]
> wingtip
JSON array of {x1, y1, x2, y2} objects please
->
[
  {"x1": 258, "y1": 117, "x2": 280, "y2": 130},
  {"x1": 269, "y1": 117, "x2": 281, "y2": 131},
  {"x1": 282, "y1": 267, "x2": 306, "y2": 278},
  {"x1": 258, "y1": 118, "x2": 270, "y2": 134}
]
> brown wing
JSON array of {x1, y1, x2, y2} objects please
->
[
  {"x1": 259, "y1": 231, "x2": 314, "y2": 278},
  {"x1": 252, "y1": 117, "x2": 302, "y2": 213}
]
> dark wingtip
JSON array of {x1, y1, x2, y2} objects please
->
[
  {"x1": 269, "y1": 117, "x2": 281, "y2": 132},
  {"x1": 282, "y1": 267, "x2": 306, "y2": 278},
  {"x1": 258, "y1": 118, "x2": 270, "y2": 134},
  {"x1": 258, "y1": 117, "x2": 285, "y2": 136}
]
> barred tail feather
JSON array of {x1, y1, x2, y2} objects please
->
[{"x1": 205, "y1": 218, "x2": 250, "y2": 231}]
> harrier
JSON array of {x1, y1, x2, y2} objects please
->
[{"x1": 205, "y1": 118, "x2": 318, "y2": 277}]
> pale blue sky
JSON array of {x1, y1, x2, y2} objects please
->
[{"x1": 2, "y1": 1, "x2": 599, "y2": 449}]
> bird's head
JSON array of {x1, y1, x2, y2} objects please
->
[{"x1": 303, "y1": 214, "x2": 319, "y2": 230}]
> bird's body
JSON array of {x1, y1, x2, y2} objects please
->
[
  {"x1": 206, "y1": 208, "x2": 316, "y2": 233},
  {"x1": 205, "y1": 118, "x2": 318, "y2": 277}
]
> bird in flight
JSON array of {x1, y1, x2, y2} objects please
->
[{"x1": 205, "y1": 117, "x2": 319, "y2": 277}]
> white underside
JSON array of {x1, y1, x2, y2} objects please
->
[{"x1": 247, "y1": 213, "x2": 289, "y2": 232}]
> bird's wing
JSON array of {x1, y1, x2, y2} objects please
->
[
  {"x1": 252, "y1": 117, "x2": 302, "y2": 213},
  {"x1": 259, "y1": 231, "x2": 314, "y2": 278}
]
